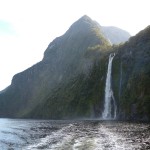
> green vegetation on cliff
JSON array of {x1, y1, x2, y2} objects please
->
[
  {"x1": 112, "y1": 26, "x2": 150, "y2": 120},
  {"x1": 25, "y1": 53, "x2": 110, "y2": 119},
  {"x1": 0, "y1": 15, "x2": 111, "y2": 118}
]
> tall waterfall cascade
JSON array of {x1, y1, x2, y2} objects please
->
[{"x1": 102, "y1": 53, "x2": 117, "y2": 120}]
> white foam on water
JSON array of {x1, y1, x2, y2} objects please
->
[
  {"x1": 26, "y1": 123, "x2": 74, "y2": 150},
  {"x1": 73, "y1": 137, "x2": 96, "y2": 150},
  {"x1": 25, "y1": 121, "x2": 148, "y2": 150},
  {"x1": 93, "y1": 125, "x2": 141, "y2": 150}
]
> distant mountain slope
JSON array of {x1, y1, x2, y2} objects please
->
[{"x1": 101, "y1": 26, "x2": 131, "y2": 44}]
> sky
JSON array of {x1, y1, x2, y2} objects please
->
[{"x1": 0, "y1": 0, "x2": 150, "y2": 90}]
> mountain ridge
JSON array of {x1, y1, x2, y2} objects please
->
[{"x1": 0, "y1": 15, "x2": 111, "y2": 117}]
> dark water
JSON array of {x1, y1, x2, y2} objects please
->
[{"x1": 0, "y1": 119, "x2": 149, "y2": 150}]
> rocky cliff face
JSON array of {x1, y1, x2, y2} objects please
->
[
  {"x1": 112, "y1": 26, "x2": 150, "y2": 121},
  {"x1": 0, "y1": 16, "x2": 148, "y2": 121},
  {"x1": 0, "y1": 15, "x2": 111, "y2": 118}
]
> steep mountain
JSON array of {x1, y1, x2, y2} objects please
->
[
  {"x1": 29, "y1": 23, "x2": 150, "y2": 120},
  {"x1": 101, "y1": 26, "x2": 131, "y2": 44},
  {"x1": 112, "y1": 26, "x2": 150, "y2": 120},
  {"x1": 0, "y1": 15, "x2": 149, "y2": 121},
  {"x1": 0, "y1": 15, "x2": 111, "y2": 118}
]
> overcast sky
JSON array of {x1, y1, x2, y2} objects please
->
[{"x1": 0, "y1": 0, "x2": 150, "y2": 90}]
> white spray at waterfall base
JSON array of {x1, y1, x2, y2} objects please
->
[{"x1": 102, "y1": 53, "x2": 117, "y2": 120}]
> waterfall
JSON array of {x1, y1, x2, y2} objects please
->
[
  {"x1": 102, "y1": 53, "x2": 117, "y2": 120},
  {"x1": 119, "y1": 61, "x2": 122, "y2": 100}
]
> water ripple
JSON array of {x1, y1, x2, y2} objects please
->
[{"x1": 0, "y1": 119, "x2": 149, "y2": 150}]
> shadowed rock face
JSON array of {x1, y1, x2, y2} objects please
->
[
  {"x1": 112, "y1": 26, "x2": 150, "y2": 121},
  {"x1": 0, "y1": 15, "x2": 111, "y2": 118}
]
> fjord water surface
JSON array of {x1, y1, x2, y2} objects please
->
[{"x1": 0, "y1": 119, "x2": 149, "y2": 150}]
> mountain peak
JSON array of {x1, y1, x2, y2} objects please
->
[
  {"x1": 79, "y1": 15, "x2": 92, "y2": 21},
  {"x1": 64, "y1": 15, "x2": 104, "y2": 43},
  {"x1": 68, "y1": 15, "x2": 96, "y2": 30},
  {"x1": 44, "y1": 15, "x2": 110, "y2": 61}
]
